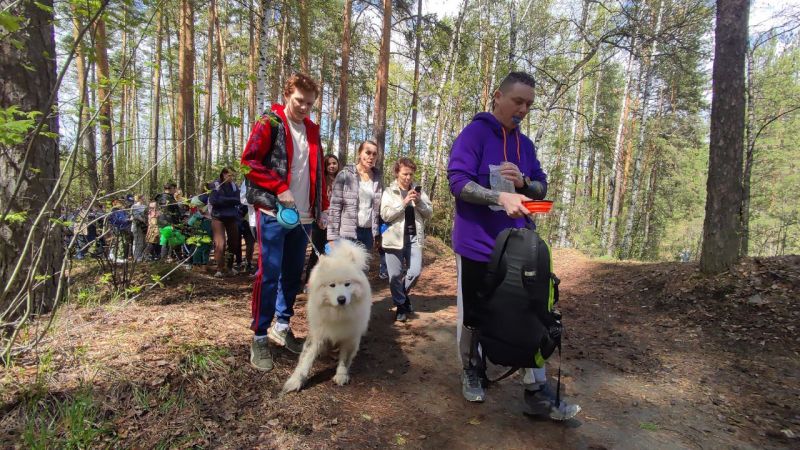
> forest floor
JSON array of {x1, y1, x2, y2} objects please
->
[{"x1": 1, "y1": 238, "x2": 799, "y2": 449}]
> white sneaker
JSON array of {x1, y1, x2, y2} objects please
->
[
  {"x1": 214, "y1": 271, "x2": 224, "y2": 278},
  {"x1": 230, "y1": 267, "x2": 239, "y2": 276}
]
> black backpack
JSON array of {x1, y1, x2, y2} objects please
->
[{"x1": 477, "y1": 227, "x2": 563, "y2": 369}]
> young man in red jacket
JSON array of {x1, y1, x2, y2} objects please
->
[{"x1": 241, "y1": 73, "x2": 328, "y2": 371}]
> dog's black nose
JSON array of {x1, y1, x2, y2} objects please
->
[{"x1": 337, "y1": 296, "x2": 346, "y2": 305}]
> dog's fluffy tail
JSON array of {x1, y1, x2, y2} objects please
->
[{"x1": 327, "y1": 239, "x2": 370, "y2": 271}]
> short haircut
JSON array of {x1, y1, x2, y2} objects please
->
[
  {"x1": 284, "y1": 72, "x2": 320, "y2": 99},
  {"x1": 357, "y1": 140, "x2": 378, "y2": 154},
  {"x1": 497, "y1": 71, "x2": 536, "y2": 92},
  {"x1": 393, "y1": 157, "x2": 417, "y2": 174}
]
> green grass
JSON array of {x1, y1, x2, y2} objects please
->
[
  {"x1": 639, "y1": 421, "x2": 659, "y2": 431},
  {"x1": 178, "y1": 343, "x2": 230, "y2": 377},
  {"x1": 21, "y1": 386, "x2": 115, "y2": 448}
]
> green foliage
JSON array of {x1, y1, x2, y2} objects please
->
[
  {"x1": 177, "y1": 343, "x2": 230, "y2": 377},
  {"x1": 2, "y1": 210, "x2": 28, "y2": 224},
  {"x1": 21, "y1": 386, "x2": 115, "y2": 448},
  {"x1": 0, "y1": 106, "x2": 39, "y2": 146}
]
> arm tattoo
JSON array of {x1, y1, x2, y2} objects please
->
[
  {"x1": 517, "y1": 180, "x2": 547, "y2": 200},
  {"x1": 459, "y1": 181, "x2": 500, "y2": 206}
]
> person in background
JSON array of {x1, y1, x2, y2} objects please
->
[
  {"x1": 188, "y1": 197, "x2": 213, "y2": 267},
  {"x1": 327, "y1": 140, "x2": 382, "y2": 250},
  {"x1": 380, "y1": 158, "x2": 432, "y2": 322},
  {"x1": 145, "y1": 200, "x2": 161, "y2": 260},
  {"x1": 209, "y1": 167, "x2": 242, "y2": 277},
  {"x1": 130, "y1": 195, "x2": 148, "y2": 262},
  {"x1": 304, "y1": 153, "x2": 340, "y2": 288},
  {"x1": 240, "y1": 179, "x2": 257, "y2": 275}
]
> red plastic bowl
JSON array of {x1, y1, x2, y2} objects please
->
[{"x1": 523, "y1": 200, "x2": 554, "y2": 214}]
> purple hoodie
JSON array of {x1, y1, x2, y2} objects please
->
[{"x1": 447, "y1": 112, "x2": 548, "y2": 262}]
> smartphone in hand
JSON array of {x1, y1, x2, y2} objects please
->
[{"x1": 414, "y1": 185, "x2": 421, "y2": 193}]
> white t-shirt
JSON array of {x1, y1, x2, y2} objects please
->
[
  {"x1": 357, "y1": 180, "x2": 373, "y2": 228},
  {"x1": 287, "y1": 118, "x2": 313, "y2": 224}
]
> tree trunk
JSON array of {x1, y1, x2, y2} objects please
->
[
  {"x1": 272, "y1": 4, "x2": 289, "y2": 104},
  {"x1": 740, "y1": 49, "x2": 756, "y2": 257},
  {"x1": 202, "y1": 0, "x2": 216, "y2": 179},
  {"x1": 248, "y1": 0, "x2": 257, "y2": 124},
  {"x1": 622, "y1": 0, "x2": 664, "y2": 258},
  {"x1": 71, "y1": 10, "x2": 98, "y2": 193},
  {"x1": 95, "y1": 17, "x2": 115, "y2": 192},
  {"x1": 256, "y1": 0, "x2": 272, "y2": 113},
  {"x1": 372, "y1": 0, "x2": 393, "y2": 171},
  {"x1": 409, "y1": 0, "x2": 423, "y2": 157},
  {"x1": 214, "y1": 4, "x2": 230, "y2": 162},
  {"x1": 316, "y1": 54, "x2": 325, "y2": 125},
  {"x1": 178, "y1": 0, "x2": 197, "y2": 192},
  {"x1": 149, "y1": 10, "x2": 163, "y2": 194},
  {"x1": 337, "y1": 0, "x2": 353, "y2": 164},
  {"x1": 700, "y1": 0, "x2": 748, "y2": 274},
  {"x1": 603, "y1": 45, "x2": 636, "y2": 256},
  {"x1": 298, "y1": 0, "x2": 310, "y2": 73},
  {"x1": 421, "y1": 0, "x2": 469, "y2": 188},
  {"x1": 0, "y1": 0, "x2": 62, "y2": 321}
]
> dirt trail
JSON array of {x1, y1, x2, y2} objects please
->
[{"x1": 2, "y1": 241, "x2": 798, "y2": 449}]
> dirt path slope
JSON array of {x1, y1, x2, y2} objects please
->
[{"x1": 2, "y1": 241, "x2": 798, "y2": 449}]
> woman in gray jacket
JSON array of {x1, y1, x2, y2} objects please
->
[
  {"x1": 327, "y1": 140, "x2": 382, "y2": 249},
  {"x1": 380, "y1": 158, "x2": 432, "y2": 322}
]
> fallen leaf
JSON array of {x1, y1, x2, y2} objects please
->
[{"x1": 468, "y1": 417, "x2": 481, "y2": 425}]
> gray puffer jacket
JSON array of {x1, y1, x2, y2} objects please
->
[{"x1": 327, "y1": 164, "x2": 382, "y2": 241}]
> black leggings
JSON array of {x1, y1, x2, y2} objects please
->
[{"x1": 459, "y1": 255, "x2": 488, "y2": 329}]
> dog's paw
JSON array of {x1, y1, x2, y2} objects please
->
[
  {"x1": 282, "y1": 376, "x2": 305, "y2": 393},
  {"x1": 332, "y1": 373, "x2": 350, "y2": 386}
]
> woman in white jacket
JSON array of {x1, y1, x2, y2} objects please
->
[{"x1": 380, "y1": 158, "x2": 433, "y2": 322}]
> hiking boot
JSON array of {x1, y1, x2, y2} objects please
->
[
  {"x1": 462, "y1": 367, "x2": 486, "y2": 402},
  {"x1": 267, "y1": 326, "x2": 304, "y2": 354},
  {"x1": 250, "y1": 338, "x2": 273, "y2": 371},
  {"x1": 523, "y1": 383, "x2": 581, "y2": 421}
]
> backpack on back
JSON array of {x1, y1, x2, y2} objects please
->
[{"x1": 478, "y1": 227, "x2": 562, "y2": 369}]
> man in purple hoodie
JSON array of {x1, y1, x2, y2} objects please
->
[{"x1": 448, "y1": 71, "x2": 580, "y2": 420}]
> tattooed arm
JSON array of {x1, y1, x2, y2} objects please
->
[
  {"x1": 457, "y1": 181, "x2": 501, "y2": 206},
  {"x1": 457, "y1": 181, "x2": 530, "y2": 218}
]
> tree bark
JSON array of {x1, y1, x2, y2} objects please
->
[
  {"x1": 372, "y1": 0, "x2": 393, "y2": 171},
  {"x1": 603, "y1": 45, "x2": 636, "y2": 256},
  {"x1": 298, "y1": 0, "x2": 310, "y2": 73},
  {"x1": 178, "y1": 0, "x2": 197, "y2": 191},
  {"x1": 149, "y1": 10, "x2": 163, "y2": 194},
  {"x1": 202, "y1": 0, "x2": 216, "y2": 179},
  {"x1": 622, "y1": 0, "x2": 664, "y2": 258},
  {"x1": 71, "y1": 9, "x2": 98, "y2": 193},
  {"x1": 700, "y1": 0, "x2": 748, "y2": 274},
  {"x1": 214, "y1": 2, "x2": 230, "y2": 161},
  {"x1": 408, "y1": 0, "x2": 423, "y2": 157},
  {"x1": 421, "y1": 0, "x2": 469, "y2": 188},
  {"x1": 95, "y1": 17, "x2": 115, "y2": 192},
  {"x1": 256, "y1": 0, "x2": 272, "y2": 113},
  {"x1": 0, "y1": 0, "x2": 62, "y2": 319},
  {"x1": 337, "y1": 0, "x2": 353, "y2": 164}
]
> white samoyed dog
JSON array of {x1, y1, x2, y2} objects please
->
[{"x1": 282, "y1": 240, "x2": 372, "y2": 392}]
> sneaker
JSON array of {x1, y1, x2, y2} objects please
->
[
  {"x1": 214, "y1": 271, "x2": 224, "y2": 278},
  {"x1": 462, "y1": 367, "x2": 486, "y2": 402},
  {"x1": 395, "y1": 310, "x2": 408, "y2": 323},
  {"x1": 405, "y1": 296, "x2": 414, "y2": 313},
  {"x1": 379, "y1": 271, "x2": 389, "y2": 280},
  {"x1": 250, "y1": 337, "x2": 273, "y2": 371},
  {"x1": 230, "y1": 267, "x2": 239, "y2": 276},
  {"x1": 267, "y1": 326, "x2": 304, "y2": 354},
  {"x1": 523, "y1": 384, "x2": 581, "y2": 421}
]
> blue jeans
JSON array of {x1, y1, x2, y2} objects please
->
[
  {"x1": 355, "y1": 227, "x2": 374, "y2": 251},
  {"x1": 250, "y1": 211, "x2": 311, "y2": 335}
]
